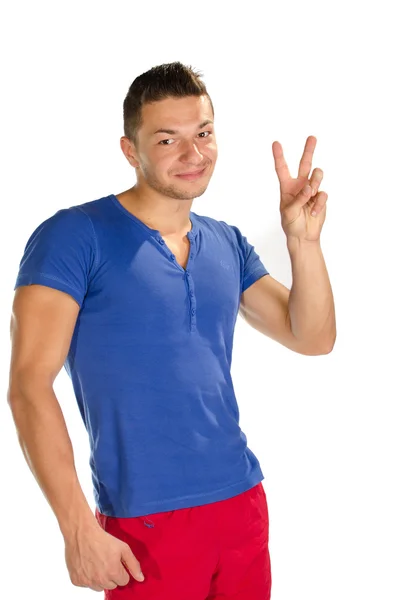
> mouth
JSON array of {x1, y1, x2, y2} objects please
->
[{"x1": 175, "y1": 166, "x2": 207, "y2": 181}]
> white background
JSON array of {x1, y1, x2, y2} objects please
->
[{"x1": 1, "y1": 1, "x2": 396, "y2": 599}]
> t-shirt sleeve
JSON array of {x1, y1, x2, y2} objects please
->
[
  {"x1": 228, "y1": 224, "x2": 270, "y2": 293},
  {"x1": 14, "y1": 207, "x2": 98, "y2": 308}
]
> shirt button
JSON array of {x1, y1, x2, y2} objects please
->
[
  {"x1": 156, "y1": 236, "x2": 164, "y2": 244},
  {"x1": 189, "y1": 290, "x2": 194, "y2": 297},
  {"x1": 170, "y1": 254, "x2": 175, "y2": 260},
  {"x1": 191, "y1": 309, "x2": 196, "y2": 316}
]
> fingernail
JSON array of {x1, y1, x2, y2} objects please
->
[
  {"x1": 137, "y1": 572, "x2": 145, "y2": 581},
  {"x1": 311, "y1": 187, "x2": 316, "y2": 196},
  {"x1": 304, "y1": 185, "x2": 311, "y2": 194}
]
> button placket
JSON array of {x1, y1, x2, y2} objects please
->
[
  {"x1": 188, "y1": 239, "x2": 197, "y2": 332},
  {"x1": 154, "y1": 227, "x2": 198, "y2": 332},
  {"x1": 185, "y1": 269, "x2": 196, "y2": 327}
]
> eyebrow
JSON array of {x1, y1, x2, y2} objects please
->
[{"x1": 152, "y1": 119, "x2": 214, "y2": 136}]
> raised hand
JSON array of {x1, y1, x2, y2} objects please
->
[{"x1": 272, "y1": 135, "x2": 328, "y2": 243}]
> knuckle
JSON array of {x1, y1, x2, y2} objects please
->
[
  {"x1": 91, "y1": 578, "x2": 105, "y2": 590},
  {"x1": 71, "y1": 577, "x2": 86, "y2": 587},
  {"x1": 108, "y1": 565, "x2": 129, "y2": 586},
  {"x1": 99, "y1": 578, "x2": 116, "y2": 590},
  {"x1": 108, "y1": 570, "x2": 122, "y2": 582},
  {"x1": 106, "y1": 582, "x2": 118, "y2": 590}
]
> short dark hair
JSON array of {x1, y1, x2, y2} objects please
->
[{"x1": 123, "y1": 61, "x2": 214, "y2": 147}]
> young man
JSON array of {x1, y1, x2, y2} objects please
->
[{"x1": 8, "y1": 62, "x2": 335, "y2": 600}]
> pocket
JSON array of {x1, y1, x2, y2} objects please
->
[
  {"x1": 258, "y1": 484, "x2": 269, "y2": 530},
  {"x1": 248, "y1": 484, "x2": 269, "y2": 529}
]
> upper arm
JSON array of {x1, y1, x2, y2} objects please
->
[
  {"x1": 9, "y1": 206, "x2": 97, "y2": 396},
  {"x1": 223, "y1": 221, "x2": 305, "y2": 352},
  {"x1": 8, "y1": 285, "x2": 80, "y2": 395},
  {"x1": 239, "y1": 274, "x2": 315, "y2": 355}
]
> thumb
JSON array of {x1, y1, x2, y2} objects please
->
[{"x1": 121, "y1": 544, "x2": 145, "y2": 582}]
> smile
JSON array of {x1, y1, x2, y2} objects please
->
[{"x1": 175, "y1": 167, "x2": 206, "y2": 180}]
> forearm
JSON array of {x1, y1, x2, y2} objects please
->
[
  {"x1": 8, "y1": 382, "x2": 98, "y2": 541},
  {"x1": 287, "y1": 238, "x2": 336, "y2": 352}
]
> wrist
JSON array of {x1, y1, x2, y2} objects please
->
[
  {"x1": 287, "y1": 237, "x2": 321, "y2": 252},
  {"x1": 57, "y1": 498, "x2": 99, "y2": 541},
  {"x1": 60, "y1": 512, "x2": 100, "y2": 543}
]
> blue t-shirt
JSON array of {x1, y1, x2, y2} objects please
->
[{"x1": 14, "y1": 194, "x2": 270, "y2": 518}]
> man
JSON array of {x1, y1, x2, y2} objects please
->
[{"x1": 7, "y1": 61, "x2": 336, "y2": 600}]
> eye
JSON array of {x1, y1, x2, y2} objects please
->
[{"x1": 158, "y1": 131, "x2": 212, "y2": 145}]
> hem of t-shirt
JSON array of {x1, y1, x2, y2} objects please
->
[
  {"x1": 242, "y1": 267, "x2": 269, "y2": 293},
  {"x1": 96, "y1": 466, "x2": 265, "y2": 518},
  {"x1": 14, "y1": 272, "x2": 84, "y2": 307}
]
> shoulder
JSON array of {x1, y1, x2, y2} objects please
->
[
  {"x1": 28, "y1": 204, "x2": 91, "y2": 236},
  {"x1": 24, "y1": 197, "x2": 112, "y2": 247},
  {"x1": 20, "y1": 203, "x2": 100, "y2": 268},
  {"x1": 193, "y1": 212, "x2": 247, "y2": 256},
  {"x1": 193, "y1": 212, "x2": 240, "y2": 240}
]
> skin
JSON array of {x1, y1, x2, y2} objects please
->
[
  {"x1": 239, "y1": 136, "x2": 334, "y2": 354},
  {"x1": 117, "y1": 94, "x2": 218, "y2": 237},
  {"x1": 272, "y1": 135, "x2": 328, "y2": 242}
]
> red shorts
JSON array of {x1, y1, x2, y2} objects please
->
[{"x1": 95, "y1": 481, "x2": 271, "y2": 599}]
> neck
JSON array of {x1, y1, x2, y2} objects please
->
[{"x1": 122, "y1": 186, "x2": 194, "y2": 237}]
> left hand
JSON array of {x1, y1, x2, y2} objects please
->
[{"x1": 272, "y1": 135, "x2": 328, "y2": 243}]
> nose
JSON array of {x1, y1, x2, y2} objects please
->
[{"x1": 179, "y1": 140, "x2": 203, "y2": 163}]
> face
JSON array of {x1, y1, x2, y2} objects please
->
[{"x1": 120, "y1": 95, "x2": 218, "y2": 201}]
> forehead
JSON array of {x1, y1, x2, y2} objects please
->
[{"x1": 142, "y1": 95, "x2": 213, "y2": 135}]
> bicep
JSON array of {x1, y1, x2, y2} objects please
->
[{"x1": 9, "y1": 285, "x2": 80, "y2": 391}]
